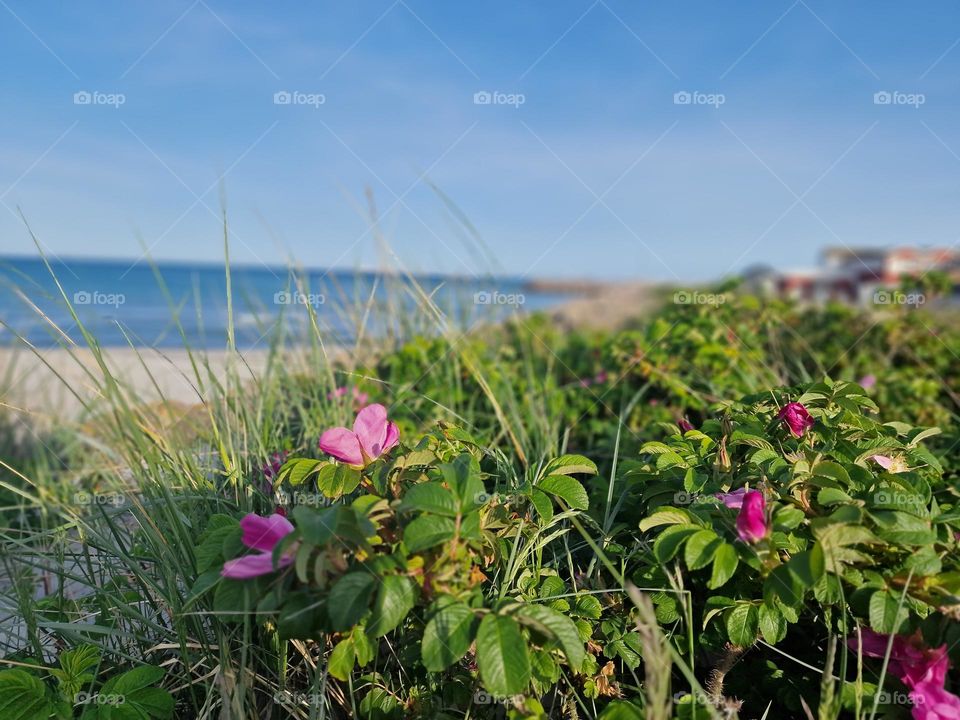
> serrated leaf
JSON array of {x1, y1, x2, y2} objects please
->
[
  {"x1": 404, "y1": 516, "x2": 456, "y2": 553},
  {"x1": 475, "y1": 614, "x2": 530, "y2": 697},
  {"x1": 327, "y1": 572, "x2": 377, "y2": 631},
  {"x1": 725, "y1": 604, "x2": 759, "y2": 647},
  {"x1": 543, "y1": 454, "x2": 598, "y2": 476},
  {"x1": 515, "y1": 604, "x2": 585, "y2": 671},
  {"x1": 538, "y1": 475, "x2": 589, "y2": 511},
  {"x1": 684, "y1": 529, "x2": 720, "y2": 570},
  {"x1": 367, "y1": 575, "x2": 416, "y2": 638},
  {"x1": 422, "y1": 602, "x2": 477, "y2": 671},
  {"x1": 708, "y1": 543, "x2": 739, "y2": 589}
]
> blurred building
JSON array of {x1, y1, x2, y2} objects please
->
[{"x1": 743, "y1": 247, "x2": 960, "y2": 304}]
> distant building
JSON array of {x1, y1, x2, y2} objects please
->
[{"x1": 744, "y1": 247, "x2": 960, "y2": 305}]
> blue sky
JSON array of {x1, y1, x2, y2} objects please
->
[{"x1": 1, "y1": 1, "x2": 960, "y2": 280}]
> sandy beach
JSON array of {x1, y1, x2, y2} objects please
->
[{"x1": 0, "y1": 282, "x2": 664, "y2": 420}]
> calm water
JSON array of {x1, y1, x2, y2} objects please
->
[{"x1": 0, "y1": 257, "x2": 571, "y2": 349}]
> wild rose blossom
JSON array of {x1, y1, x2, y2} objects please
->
[
  {"x1": 871, "y1": 454, "x2": 908, "y2": 474},
  {"x1": 735, "y1": 490, "x2": 768, "y2": 544},
  {"x1": 777, "y1": 402, "x2": 814, "y2": 438},
  {"x1": 319, "y1": 403, "x2": 399, "y2": 467},
  {"x1": 221, "y1": 513, "x2": 295, "y2": 579},
  {"x1": 678, "y1": 417, "x2": 694, "y2": 433},
  {"x1": 860, "y1": 374, "x2": 877, "y2": 390},
  {"x1": 847, "y1": 629, "x2": 958, "y2": 718}
]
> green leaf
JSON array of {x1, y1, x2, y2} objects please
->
[
  {"x1": 278, "y1": 593, "x2": 318, "y2": 639},
  {"x1": 868, "y1": 590, "x2": 909, "y2": 634},
  {"x1": 758, "y1": 604, "x2": 787, "y2": 644},
  {"x1": 515, "y1": 604, "x2": 585, "y2": 671},
  {"x1": 537, "y1": 475, "x2": 589, "y2": 511},
  {"x1": 439, "y1": 454, "x2": 485, "y2": 512},
  {"x1": 475, "y1": 614, "x2": 531, "y2": 697},
  {"x1": 708, "y1": 543, "x2": 739, "y2": 589},
  {"x1": 543, "y1": 454, "x2": 598, "y2": 477},
  {"x1": 282, "y1": 458, "x2": 326, "y2": 487},
  {"x1": 422, "y1": 602, "x2": 477, "y2": 671},
  {"x1": 102, "y1": 666, "x2": 173, "y2": 719},
  {"x1": 653, "y1": 524, "x2": 700, "y2": 563},
  {"x1": 213, "y1": 579, "x2": 253, "y2": 622},
  {"x1": 327, "y1": 638, "x2": 356, "y2": 681},
  {"x1": 292, "y1": 505, "x2": 339, "y2": 546},
  {"x1": 530, "y1": 490, "x2": 554, "y2": 525},
  {"x1": 316, "y1": 463, "x2": 361, "y2": 498},
  {"x1": 367, "y1": 575, "x2": 416, "y2": 638},
  {"x1": 725, "y1": 604, "x2": 759, "y2": 647},
  {"x1": 639, "y1": 507, "x2": 698, "y2": 531},
  {"x1": 327, "y1": 572, "x2": 377, "y2": 631},
  {"x1": 399, "y1": 482, "x2": 458, "y2": 517},
  {"x1": 597, "y1": 700, "x2": 645, "y2": 719},
  {"x1": 404, "y1": 516, "x2": 456, "y2": 553},
  {"x1": 684, "y1": 529, "x2": 721, "y2": 570},
  {"x1": 0, "y1": 670, "x2": 53, "y2": 720},
  {"x1": 813, "y1": 461, "x2": 851, "y2": 485}
]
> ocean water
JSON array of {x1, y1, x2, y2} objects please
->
[{"x1": 0, "y1": 257, "x2": 572, "y2": 349}]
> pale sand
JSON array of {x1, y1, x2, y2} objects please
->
[
  {"x1": 0, "y1": 283, "x2": 663, "y2": 419},
  {"x1": 0, "y1": 347, "x2": 274, "y2": 421}
]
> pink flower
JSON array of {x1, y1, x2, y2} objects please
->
[
  {"x1": 594, "y1": 371, "x2": 608, "y2": 384},
  {"x1": 221, "y1": 513, "x2": 295, "y2": 579},
  {"x1": 716, "y1": 487, "x2": 748, "y2": 509},
  {"x1": 847, "y1": 629, "x2": 952, "y2": 693},
  {"x1": 871, "y1": 454, "x2": 908, "y2": 474},
  {"x1": 735, "y1": 490, "x2": 768, "y2": 543},
  {"x1": 319, "y1": 403, "x2": 399, "y2": 467},
  {"x1": 678, "y1": 417, "x2": 694, "y2": 433},
  {"x1": 777, "y1": 402, "x2": 814, "y2": 438},
  {"x1": 860, "y1": 374, "x2": 877, "y2": 390},
  {"x1": 910, "y1": 682, "x2": 960, "y2": 720}
]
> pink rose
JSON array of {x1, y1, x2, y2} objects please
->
[{"x1": 777, "y1": 402, "x2": 814, "y2": 438}]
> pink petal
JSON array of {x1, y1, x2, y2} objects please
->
[
  {"x1": 240, "y1": 513, "x2": 294, "y2": 552},
  {"x1": 871, "y1": 455, "x2": 894, "y2": 470},
  {"x1": 353, "y1": 403, "x2": 390, "y2": 459},
  {"x1": 716, "y1": 487, "x2": 748, "y2": 509},
  {"x1": 735, "y1": 490, "x2": 768, "y2": 543},
  {"x1": 382, "y1": 421, "x2": 400, "y2": 454},
  {"x1": 909, "y1": 681, "x2": 960, "y2": 719},
  {"x1": 221, "y1": 551, "x2": 292, "y2": 579},
  {"x1": 319, "y1": 427, "x2": 364, "y2": 466}
]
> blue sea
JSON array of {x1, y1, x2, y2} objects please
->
[{"x1": 0, "y1": 257, "x2": 573, "y2": 349}]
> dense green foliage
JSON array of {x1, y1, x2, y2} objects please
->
[{"x1": 2, "y1": 290, "x2": 959, "y2": 718}]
